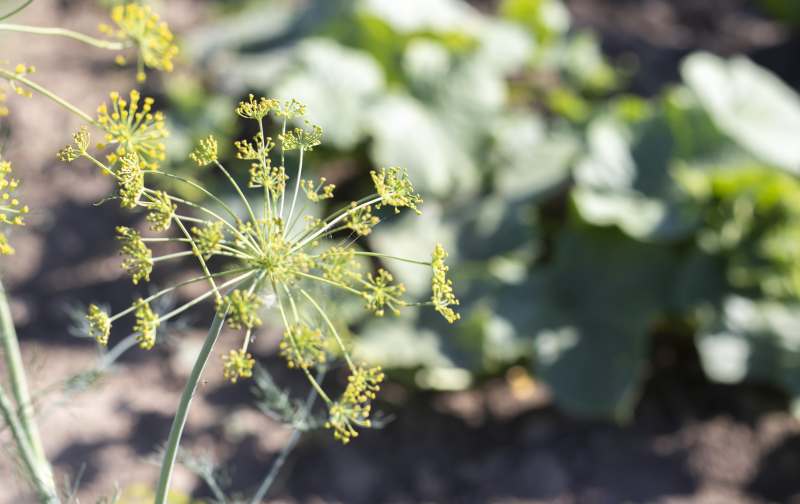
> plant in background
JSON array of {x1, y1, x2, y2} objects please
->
[{"x1": 57, "y1": 92, "x2": 459, "y2": 499}]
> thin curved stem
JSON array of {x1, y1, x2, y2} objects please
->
[
  {"x1": 299, "y1": 289, "x2": 355, "y2": 371},
  {"x1": 0, "y1": 69, "x2": 95, "y2": 123},
  {"x1": 0, "y1": 24, "x2": 126, "y2": 50},
  {"x1": 0, "y1": 0, "x2": 32, "y2": 21}
]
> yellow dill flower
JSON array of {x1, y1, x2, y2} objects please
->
[
  {"x1": 191, "y1": 221, "x2": 224, "y2": 259},
  {"x1": 0, "y1": 157, "x2": 28, "y2": 255},
  {"x1": 96, "y1": 90, "x2": 168, "y2": 171},
  {"x1": 301, "y1": 177, "x2": 335, "y2": 203},
  {"x1": 431, "y1": 244, "x2": 460, "y2": 323},
  {"x1": 145, "y1": 190, "x2": 176, "y2": 231},
  {"x1": 279, "y1": 323, "x2": 327, "y2": 369},
  {"x1": 62, "y1": 96, "x2": 460, "y2": 443},
  {"x1": 87, "y1": 304, "x2": 112, "y2": 346},
  {"x1": 371, "y1": 167, "x2": 423, "y2": 214},
  {"x1": 279, "y1": 123, "x2": 323, "y2": 152},
  {"x1": 222, "y1": 349, "x2": 255, "y2": 383},
  {"x1": 362, "y1": 269, "x2": 406, "y2": 317},
  {"x1": 0, "y1": 89, "x2": 8, "y2": 117},
  {"x1": 116, "y1": 226, "x2": 152, "y2": 284},
  {"x1": 235, "y1": 94, "x2": 279, "y2": 121},
  {"x1": 344, "y1": 202, "x2": 379, "y2": 236},
  {"x1": 57, "y1": 127, "x2": 91, "y2": 163},
  {"x1": 217, "y1": 289, "x2": 262, "y2": 330},
  {"x1": 99, "y1": 3, "x2": 179, "y2": 82},
  {"x1": 325, "y1": 366, "x2": 384, "y2": 444},
  {"x1": 318, "y1": 247, "x2": 360, "y2": 285},
  {"x1": 117, "y1": 152, "x2": 145, "y2": 208},
  {"x1": 189, "y1": 135, "x2": 218, "y2": 166},
  {"x1": 133, "y1": 298, "x2": 159, "y2": 350}
]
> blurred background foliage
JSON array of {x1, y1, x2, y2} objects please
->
[{"x1": 151, "y1": 0, "x2": 800, "y2": 421}]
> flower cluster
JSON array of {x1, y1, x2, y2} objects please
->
[
  {"x1": 99, "y1": 3, "x2": 179, "y2": 82},
  {"x1": 0, "y1": 157, "x2": 29, "y2": 255},
  {"x1": 96, "y1": 90, "x2": 168, "y2": 171},
  {"x1": 60, "y1": 95, "x2": 460, "y2": 443},
  {"x1": 0, "y1": 63, "x2": 36, "y2": 117}
]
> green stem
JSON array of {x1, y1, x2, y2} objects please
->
[
  {"x1": 0, "y1": 0, "x2": 32, "y2": 21},
  {"x1": 0, "y1": 24, "x2": 126, "y2": 50},
  {"x1": 0, "y1": 385, "x2": 58, "y2": 502},
  {"x1": 351, "y1": 251, "x2": 431, "y2": 266},
  {"x1": 0, "y1": 280, "x2": 59, "y2": 502},
  {"x1": 154, "y1": 308, "x2": 228, "y2": 504},
  {"x1": 299, "y1": 289, "x2": 355, "y2": 371},
  {"x1": 0, "y1": 69, "x2": 95, "y2": 123}
]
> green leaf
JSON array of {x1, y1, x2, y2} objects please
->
[
  {"x1": 681, "y1": 52, "x2": 800, "y2": 173},
  {"x1": 533, "y1": 225, "x2": 677, "y2": 420},
  {"x1": 273, "y1": 39, "x2": 386, "y2": 149},
  {"x1": 696, "y1": 296, "x2": 800, "y2": 404}
]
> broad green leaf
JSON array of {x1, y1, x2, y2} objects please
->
[
  {"x1": 533, "y1": 225, "x2": 677, "y2": 420},
  {"x1": 696, "y1": 296, "x2": 800, "y2": 405},
  {"x1": 681, "y1": 52, "x2": 800, "y2": 172}
]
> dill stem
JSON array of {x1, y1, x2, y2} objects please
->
[
  {"x1": 0, "y1": 69, "x2": 95, "y2": 124},
  {"x1": 0, "y1": 279, "x2": 59, "y2": 502},
  {"x1": 154, "y1": 271, "x2": 257, "y2": 503},
  {"x1": 154, "y1": 307, "x2": 228, "y2": 504},
  {"x1": 0, "y1": 24, "x2": 126, "y2": 50}
]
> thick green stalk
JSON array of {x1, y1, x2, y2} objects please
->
[
  {"x1": 154, "y1": 308, "x2": 228, "y2": 504},
  {"x1": 0, "y1": 385, "x2": 57, "y2": 502},
  {"x1": 0, "y1": 280, "x2": 59, "y2": 502}
]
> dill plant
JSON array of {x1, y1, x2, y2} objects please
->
[
  {"x1": 1, "y1": 2, "x2": 460, "y2": 501},
  {"x1": 58, "y1": 92, "x2": 460, "y2": 499}
]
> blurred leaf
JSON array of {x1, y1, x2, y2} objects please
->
[
  {"x1": 533, "y1": 224, "x2": 677, "y2": 420},
  {"x1": 491, "y1": 106, "x2": 565, "y2": 192},
  {"x1": 366, "y1": 94, "x2": 481, "y2": 199},
  {"x1": 681, "y1": 52, "x2": 800, "y2": 173},
  {"x1": 696, "y1": 296, "x2": 800, "y2": 402},
  {"x1": 273, "y1": 39, "x2": 386, "y2": 150},
  {"x1": 572, "y1": 114, "x2": 696, "y2": 241},
  {"x1": 499, "y1": 0, "x2": 571, "y2": 45}
]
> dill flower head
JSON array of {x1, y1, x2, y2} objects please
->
[
  {"x1": 432, "y1": 244, "x2": 460, "y2": 323},
  {"x1": 99, "y1": 3, "x2": 179, "y2": 82},
  {"x1": 223, "y1": 349, "x2": 255, "y2": 383},
  {"x1": 62, "y1": 95, "x2": 460, "y2": 443},
  {"x1": 87, "y1": 304, "x2": 112, "y2": 346},
  {"x1": 280, "y1": 323, "x2": 327, "y2": 369},
  {"x1": 0, "y1": 89, "x2": 7, "y2": 117},
  {"x1": 133, "y1": 298, "x2": 159, "y2": 349},
  {"x1": 116, "y1": 225, "x2": 152, "y2": 284},
  {"x1": 0, "y1": 157, "x2": 29, "y2": 255},
  {"x1": 96, "y1": 90, "x2": 168, "y2": 171}
]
